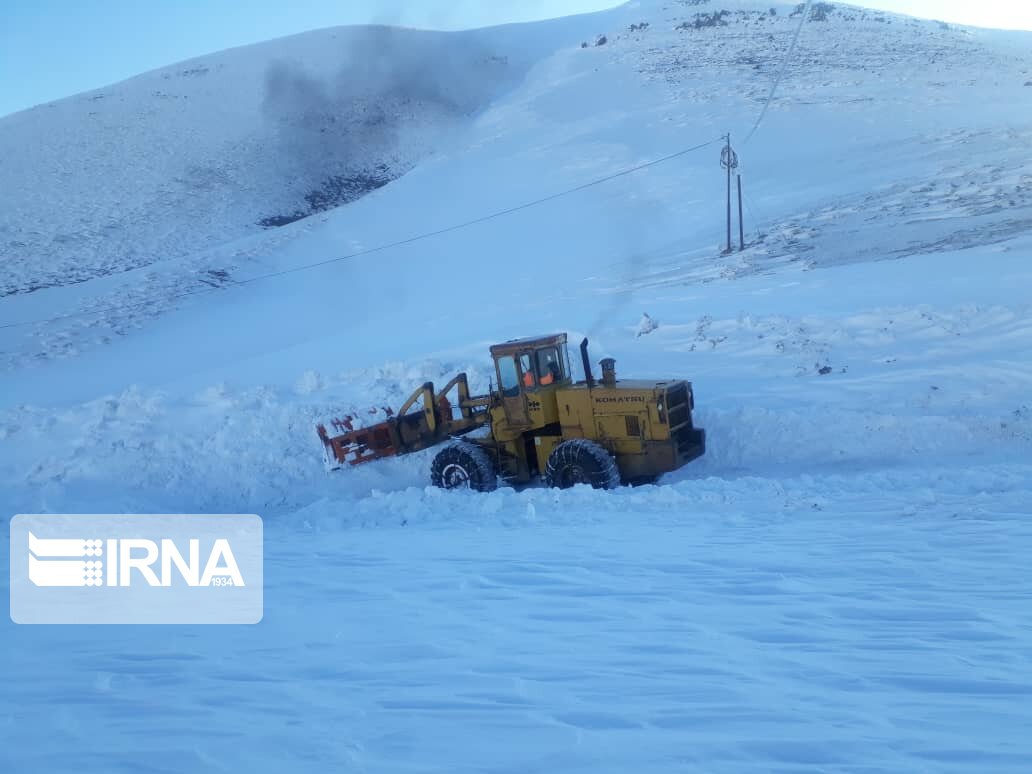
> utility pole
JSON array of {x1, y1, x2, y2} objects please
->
[
  {"x1": 725, "y1": 135, "x2": 732, "y2": 253},
  {"x1": 720, "y1": 135, "x2": 739, "y2": 254}
]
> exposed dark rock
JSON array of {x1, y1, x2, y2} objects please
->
[
  {"x1": 792, "y1": 2, "x2": 836, "y2": 22},
  {"x1": 677, "y1": 11, "x2": 730, "y2": 30},
  {"x1": 258, "y1": 165, "x2": 394, "y2": 228}
]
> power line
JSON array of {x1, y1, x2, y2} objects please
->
[
  {"x1": 744, "y1": 0, "x2": 813, "y2": 143},
  {"x1": 0, "y1": 136, "x2": 723, "y2": 331},
  {"x1": 741, "y1": 188, "x2": 765, "y2": 240},
  {"x1": 737, "y1": 166, "x2": 767, "y2": 238}
]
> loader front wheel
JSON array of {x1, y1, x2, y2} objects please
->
[
  {"x1": 431, "y1": 442, "x2": 497, "y2": 493},
  {"x1": 545, "y1": 439, "x2": 621, "y2": 490}
]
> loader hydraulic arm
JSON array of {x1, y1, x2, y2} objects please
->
[{"x1": 396, "y1": 382, "x2": 438, "y2": 435}]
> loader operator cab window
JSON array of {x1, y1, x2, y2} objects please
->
[
  {"x1": 536, "y1": 347, "x2": 562, "y2": 386},
  {"x1": 520, "y1": 353, "x2": 536, "y2": 388},
  {"x1": 498, "y1": 356, "x2": 520, "y2": 398}
]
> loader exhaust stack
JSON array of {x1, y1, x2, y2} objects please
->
[{"x1": 580, "y1": 338, "x2": 594, "y2": 386}]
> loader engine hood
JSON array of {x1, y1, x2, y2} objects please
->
[{"x1": 553, "y1": 377, "x2": 704, "y2": 479}]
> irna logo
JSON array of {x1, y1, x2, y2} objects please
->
[
  {"x1": 11, "y1": 514, "x2": 263, "y2": 624},
  {"x1": 28, "y1": 533, "x2": 246, "y2": 588}
]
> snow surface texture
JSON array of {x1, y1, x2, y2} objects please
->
[{"x1": 2, "y1": 1, "x2": 1032, "y2": 771}]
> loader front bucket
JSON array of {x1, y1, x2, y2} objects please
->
[
  {"x1": 317, "y1": 373, "x2": 489, "y2": 471},
  {"x1": 317, "y1": 421, "x2": 400, "y2": 469}
]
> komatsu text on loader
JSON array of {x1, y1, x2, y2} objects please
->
[{"x1": 317, "y1": 334, "x2": 705, "y2": 491}]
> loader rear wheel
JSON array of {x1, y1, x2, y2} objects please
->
[
  {"x1": 545, "y1": 439, "x2": 621, "y2": 490},
  {"x1": 431, "y1": 442, "x2": 497, "y2": 493}
]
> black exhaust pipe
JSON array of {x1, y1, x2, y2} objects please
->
[{"x1": 580, "y1": 338, "x2": 595, "y2": 387}]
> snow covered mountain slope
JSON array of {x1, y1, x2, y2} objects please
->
[
  {"x1": 2, "y1": 1, "x2": 1032, "y2": 771},
  {"x1": 0, "y1": 17, "x2": 600, "y2": 300},
  {"x1": 1, "y1": 0, "x2": 1029, "y2": 375}
]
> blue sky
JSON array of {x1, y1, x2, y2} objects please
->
[
  {"x1": 1, "y1": 0, "x2": 1030, "y2": 118},
  {"x1": 0, "y1": 0, "x2": 622, "y2": 117}
]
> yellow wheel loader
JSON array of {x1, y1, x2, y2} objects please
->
[{"x1": 317, "y1": 334, "x2": 705, "y2": 491}]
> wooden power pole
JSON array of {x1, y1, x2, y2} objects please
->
[
  {"x1": 720, "y1": 135, "x2": 739, "y2": 254},
  {"x1": 725, "y1": 136, "x2": 732, "y2": 253}
]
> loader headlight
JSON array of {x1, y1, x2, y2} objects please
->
[{"x1": 657, "y1": 401, "x2": 666, "y2": 424}]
